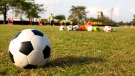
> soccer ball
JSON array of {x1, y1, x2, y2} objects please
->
[
  {"x1": 93, "y1": 26, "x2": 100, "y2": 31},
  {"x1": 103, "y1": 26, "x2": 112, "y2": 32},
  {"x1": 87, "y1": 26, "x2": 93, "y2": 31},
  {"x1": 60, "y1": 25, "x2": 66, "y2": 31},
  {"x1": 79, "y1": 26, "x2": 86, "y2": 31},
  {"x1": 73, "y1": 25, "x2": 79, "y2": 31},
  {"x1": 67, "y1": 25, "x2": 73, "y2": 31},
  {"x1": 8, "y1": 29, "x2": 51, "y2": 69}
]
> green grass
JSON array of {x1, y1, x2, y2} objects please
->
[{"x1": 0, "y1": 25, "x2": 135, "y2": 76}]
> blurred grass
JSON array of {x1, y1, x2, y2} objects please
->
[{"x1": 0, "y1": 25, "x2": 135, "y2": 76}]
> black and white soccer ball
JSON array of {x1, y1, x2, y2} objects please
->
[
  {"x1": 8, "y1": 29, "x2": 51, "y2": 69},
  {"x1": 73, "y1": 25, "x2": 79, "y2": 31},
  {"x1": 60, "y1": 25, "x2": 66, "y2": 31},
  {"x1": 67, "y1": 25, "x2": 73, "y2": 31}
]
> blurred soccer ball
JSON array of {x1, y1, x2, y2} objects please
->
[
  {"x1": 103, "y1": 26, "x2": 112, "y2": 32},
  {"x1": 93, "y1": 26, "x2": 100, "y2": 31},
  {"x1": 87, "y1": 26, "x2": 93, "y2": 31},
  {"x1": 73, "y1": 25, "x2": 79, "y2": 31},
  {"x1": 67, "y1": 25, "x2": 73, "y2": 31},
  {"x1": 60, "y1": 25, "x2": 66, "y2": 31},
  {"x1": 79, "y1": 26, "x2": 86, "y2": 31}
]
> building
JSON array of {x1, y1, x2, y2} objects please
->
[{"x1": 97, "y1": 11, "x2": 104, "y2": 18}]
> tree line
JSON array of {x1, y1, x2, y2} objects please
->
[
  {"x1": 0, "y1": 1, "x2": 133, "y2": 25},
  {"x1": 54, "y1": 5, "x2": 116, "y2": 25}
]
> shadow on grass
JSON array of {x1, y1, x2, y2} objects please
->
[{"x1": 44, "y1": 56, "x2": 106, "y2": 68}]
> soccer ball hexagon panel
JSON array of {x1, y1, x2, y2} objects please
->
[{"x1": 8, "y1": 29, "x2": 51, "y2": 69}]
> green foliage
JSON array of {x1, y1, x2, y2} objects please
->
[
  {"x1": 68, "y1": 5, "x2": 88, "y2": 21},
  {"x1": 28, "y1": 4, "x2": 44, "y2": 19},
  {"x1": 18, "y1": 1, "x2": 45, "y2": 19},
  {"x1": 0, "y1": 25, "x2": 135, "y2": 75},
  {"x1": 0, "y1": 0, "x2": 11, "y2": 23},
  {"x1": 118, "y1": 21, "x2": 123, "y2": 25},
  {"x1": 89, "y1": 17, "x2": 98, "y2": 22},
  {"x1": 55, "y1": 14, "x2": 66, "y2": 21},
  {"x1": 0, "y1": 0, "x2": 45, "y2": 23}
]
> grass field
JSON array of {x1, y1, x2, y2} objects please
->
[{"x1": 0, "y1": 25, "x2": 135, "y2": 76}]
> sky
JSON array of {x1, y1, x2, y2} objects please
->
[{"x1": 34, "y1": 0, "x2": 135, "y2": 22}]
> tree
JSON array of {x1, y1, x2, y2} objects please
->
[
  {"x1": 68, "y1": 5, "x2": 88, "y2": 24},
  {"x1": 0, "y1": 0, "x2": 45, "y2": 24},
  {"x1": 118, "y1": 21, "x2": 123, "y2": 25},
  {"x1": 20, "y1": 2, "x2": 45, "y2": 20},
  {"x1": 131, "y1": 14, "x2": 135, "y2": 25},
  {"x1": 89, "y1": 17, "x2": 98, "y2": 22},
  {"x1": 0, "y1": 0, "x2": 10, "y2": 24},
  {"x1": 0, "y1": 0, "x2": 23, "y2": 23},
  {"x1": 55, "y1": 14, "x2": 66, "y2": 21},
  {"x1": 12, "y1": 0, "x2": 45, "y2": 20}
]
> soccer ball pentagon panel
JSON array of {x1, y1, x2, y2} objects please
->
[{"x1": 8, "y1": 29, "x2": 51, "y2": 69}]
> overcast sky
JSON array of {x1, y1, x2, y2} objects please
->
[{"x1": 34, "y1": 0, "x2": 135, "y2": 22}]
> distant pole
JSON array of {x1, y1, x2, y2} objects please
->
[
  {"x1": 48, "y1": 0, "x2": 51, "y2": 25},
  {"x1": 110, "y1": 8, "x2": 113, "y2": 25},
  {"x1": 111, "y1": 8, "x2": 113, "y2": 21},
  {"x1": 11, "y1": 9, "x2": 13, "y2": 19}
]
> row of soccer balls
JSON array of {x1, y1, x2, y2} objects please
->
[{"x1": 60, "y1": 25, "x2": 113, "y2": 32}]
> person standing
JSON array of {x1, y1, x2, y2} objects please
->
[
  {"x1": 64, "y1": 20, "x2": 66, "y2": 26},
  {"x1": 33, "y1": 18, "x2": 37, "y2": 25},
  {"x1": 60, "y1": 20, "x2": 62, "y2": 25},
  {"x1": 40, "y1": 19, "x2": 43, "y2": 25},
  {"x1": 10, "y1": 18, "x2": 14, "y2": 25},
  {"x1": 8, "y1": 18, "x2": 11, "y2": 25},
  {"x1": 49, "y1": 13, "x2": 54, "y2": 26},
  {"x1": 70, "y1": 20, "x2": 73, "y2": 25},
  {"x1": 38, "y1": 19, "x2": 40, "y2": 25},
  {"x1": 43, "y1": 20, "x2": 46, "y2": 26},
  {"x1": 84, "y1": 20, "x2": 86, "y2": 25},
  {"x1": 30, "y1": 19, "x2": 33, "y2": 25}
]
